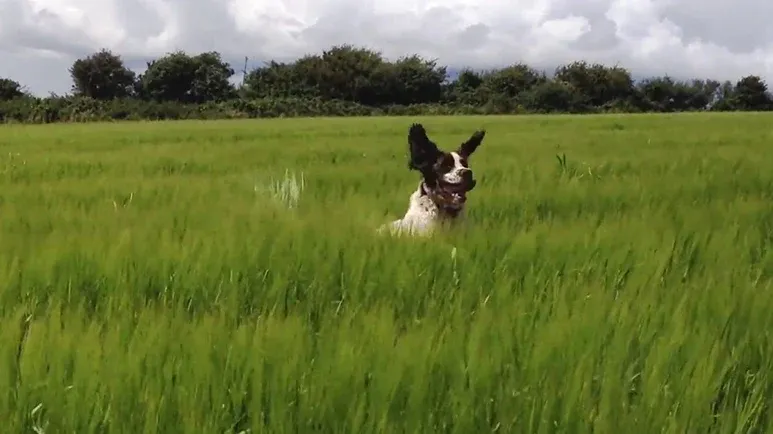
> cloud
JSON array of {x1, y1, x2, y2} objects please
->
[{"x1": 1, "y1": 0, "x2": 772, "y2": 96}]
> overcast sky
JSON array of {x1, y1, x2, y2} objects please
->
[{"x1": 1, "y1": 0, "x2": 772, "y2": 96}]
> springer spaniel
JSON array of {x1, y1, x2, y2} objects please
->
[{"x1": 378, "y1": 123, "x2": 486, "y2": 236}]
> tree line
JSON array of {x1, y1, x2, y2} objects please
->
[{"x1": 1, "y1": 45, "x2": 772, "y2": 123}]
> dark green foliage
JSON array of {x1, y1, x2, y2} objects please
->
[
  {"x1": 732, "y1": 75, "x2": 773, "y2": 110},
  {"x1": 69, "y1": 49, "x2": 136, "y2": 100},
  {"x1": 554, "y1": 61, "x2": 635, "y2": 110},
  {"x1": 241, "y1": 45, "x2": 446, "y2": 107},
  {"x1": 2, "y1": 45, "x2": 773, "y2": 123},
  {"x1": 636, "y1": 77, "x2": 722, "y2": 112},
  {"x1": 137, "y1": 51, "x2": 236, "y2": 103},
  {"x1": 0, "y1": 78, "x2": 25, "y2": 101}
]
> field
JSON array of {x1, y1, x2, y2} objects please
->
[{"x1": 1, "y1": 113, "x2": 773, "y2": 433}]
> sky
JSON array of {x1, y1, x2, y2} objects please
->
[{"x1": 1, "y1": 0, "x2": 772, "y2": 96}]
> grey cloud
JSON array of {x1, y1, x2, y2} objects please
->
[
  {"x1": 113, "y1": 0, "x2": 164, "y2": 43},
  {"x1": 454, "y1": 24, "x2": 491, "y2": 50},
  {"x1": 166, "y1": 0, "x2": 244, "y2": 52},
  {"x1": 546, "y1": 0, "x2": 620, "y2": 51},
  {"x1": 1, "y1": 52, "x2": 74, "y2": 96},
  {"x1": 662, "y1": 0, "x2": 773, "y2": 53},
  {"x1": 572, "y1": 17, "x2": 619, "y2": 51}
]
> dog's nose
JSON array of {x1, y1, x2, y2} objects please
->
[{"x1": 460, "y1": 169, "x2": 475, "y2": 190}]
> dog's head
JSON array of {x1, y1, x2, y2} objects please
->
[{"x1": 407, "y1": 123, "x2": 485, "y2": 214}]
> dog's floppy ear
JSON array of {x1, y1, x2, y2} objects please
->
[
  {"x1": 457, "y1": 129, "x2": 485, "y2": 158},
  {"x1": 407, "y1": 123, "x2": 441, "y2": 171}
]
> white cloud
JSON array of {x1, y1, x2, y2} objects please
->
[{"x1": 1, "y1": 0, "x2": 772, "y2": 96}]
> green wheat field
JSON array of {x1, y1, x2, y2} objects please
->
[{"x1": 1, "y1": 113, "x2": 773, "y2": 433}]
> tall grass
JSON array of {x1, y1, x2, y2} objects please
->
[{"x1": 1, "y1": 113, "x2": 772, "y2": 433}]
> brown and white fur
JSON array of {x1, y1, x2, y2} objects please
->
[{"x1": 378, "y1": 123, "x2": 485, "y2": 236}]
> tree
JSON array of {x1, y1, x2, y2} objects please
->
[
  {"x1": 733, "y1": 75, "x2": 772, "y2": 111},
  {"x1": 69, "y1": 49, "x2": 136, "y2": 100},
  {"x1": 637, "y1": 76, "x2": 678, "y2": 111},
  {"x1": 242, "y1": 59, "x2": 319, "y2": 99},
  {"x1": 709, "y1": 80, "x2": 737, "y2": 111},
  {"x1": 314, "y1": 45, "x2": 386, "y2": 103},
  {"x1": 0, "y1": 78, "x2": 24, "y2": 101},
  {"x1": 555, "y1": 61, "x2": 635, "y2": 109},
  {"x1": 137, "y1": 51, "x2": 235, "y2": 103},
  {"x1": 455, "y1": 69, "x2": 483, "y2": 90},
  {"x1": 683, "y1": 79, "x2": 721, "y2": 111},
  {"x1": 380, "y1": 55, "x2": 447, "y2": 105},
  {"x1": 479, "y1": 63, "x2": 545, "y2": 102},
  {"x1": 636, "y1": 77, "x2": 721, "y2": 112},
  {"x1": 520, "y1": 80, "x2": 585, "y2": 113},
  {"x1": 442, "y1": 68, "x2": 485, "y2": 105},
  {"x1": 243, "y1": 45, "x2": 447, "y2": 107}
]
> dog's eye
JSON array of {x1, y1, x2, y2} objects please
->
[{"x1": 438, "y1": 154, "x2": 454, "y2": 170}]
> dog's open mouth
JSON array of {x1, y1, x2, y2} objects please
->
[{"x1": 439, "y1": 180, "x2": 474, "y2": 207}]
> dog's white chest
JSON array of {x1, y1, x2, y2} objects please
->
[{"x1": 378, "y1": 185, "x2": 441, "y2": 236}]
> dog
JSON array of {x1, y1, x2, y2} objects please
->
[{"x1": 378, "y1": 123, "x2": 485, "y2": 236}]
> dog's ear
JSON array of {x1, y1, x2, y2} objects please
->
[
  {"x1": 457, "y1": 129, "x2": 485, "y2": 158},
  {"x1": 407, "y1": 123, "x2": 441, "y2": 171}
]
